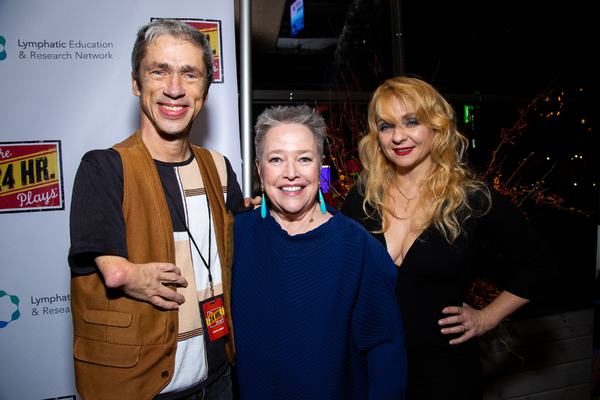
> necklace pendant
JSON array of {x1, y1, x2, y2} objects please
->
[{"x1": 404, "y1": 200, "x2": 410, "y2": 212}]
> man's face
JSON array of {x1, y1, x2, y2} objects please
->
[{"x1": 132, "y1": 35, "x2": 208, "y2": 138}]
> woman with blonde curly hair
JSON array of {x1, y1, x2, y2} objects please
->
[{"x1": 341, "y1": 76, "x2": 556, "y2": 399}]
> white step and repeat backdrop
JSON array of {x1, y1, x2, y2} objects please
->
[{"x1": 0, "y1": 1, "x2": 240, "y2": 398}]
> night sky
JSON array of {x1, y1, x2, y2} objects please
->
[{"x1": 402, "y1": 0, "x2": 596, "y2": 96}]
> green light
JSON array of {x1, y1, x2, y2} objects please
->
[{"x1": 464, "y1": 105, "x2": 474, "y2": 123}]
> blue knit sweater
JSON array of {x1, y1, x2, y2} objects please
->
[{"x1": 232, "y1": 207, "x2": 407, "y2": 399}]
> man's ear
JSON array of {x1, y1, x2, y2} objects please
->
[{"x1": 132, "y1": 73, "x2": 141, "y2": 97}]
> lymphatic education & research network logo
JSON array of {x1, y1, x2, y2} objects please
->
[
  {"x1": 0, "y1": 35, "x2": 7, "y2": 60},
  {"x1": 0, "y1": 290, "x2": 21, "y2": 328}
]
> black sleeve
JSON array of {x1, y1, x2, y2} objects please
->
[
  {"x1": 68, "y1": 149, "x2": 128, "y2": 275},
  {"x1": 340, "y1": 184, "x2": 386, "y2": 247},
  {"x1": 477, "y1": 188, "x2": 558, "y2": 301},
  {"x1": 341, "y1": 184, "x2": 383, "y2": 233},
  {"x1": 224, "y1": 157, "x2": 252, "y2": 216},
  {"x1": 340, "y1": 184, "x2": 364, "y2": 221}
]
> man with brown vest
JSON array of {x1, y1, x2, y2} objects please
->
[{"x1": 68, "y1": 19, "x2": 248, "y2": 400}]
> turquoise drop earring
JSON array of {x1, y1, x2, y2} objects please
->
[
  {"x1": 260, "y1": 184, "x2": 267, "y2": 219},
  {"x1": 318, "y1": 190, "x2": 326, "y2": 214}
]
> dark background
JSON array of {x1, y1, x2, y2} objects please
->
[{"x1": 244, "y1": 0, "x2": 598, "y2": 312}]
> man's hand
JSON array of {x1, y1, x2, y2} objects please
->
[
  {"x1": 244, "y1": 196, "x2": 262, "y2": 209},
  {"x1": 95, "y1": 255, "x2": 188, "y2": 310}
]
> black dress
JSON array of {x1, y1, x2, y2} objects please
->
[{"x1": 341, "y1": 184, "x2": 557, "y2": 400}]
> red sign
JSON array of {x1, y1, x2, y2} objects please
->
[
  {"x1": 152, "y1": 18, "x2": 224, "y2": 83},
  {"x1": 0, "y1": 141, "x2": 64, "y2": 213},
  {"x1": 185, "y1": 20, "x2": 223, "y2": 83}
]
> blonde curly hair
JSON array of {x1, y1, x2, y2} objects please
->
[{"x1": 358, "y1": 76, "x2": 490, "y2": 243}]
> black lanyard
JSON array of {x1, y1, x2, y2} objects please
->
[{"x1": 162, "y1": 177, "x2": 215, "y2": 298}]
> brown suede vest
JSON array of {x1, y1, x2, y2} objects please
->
[{"x1": 71, "y1": 132, "x2": 235, "y2": 400}]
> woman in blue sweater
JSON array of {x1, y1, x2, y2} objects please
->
[{"x1": 231, "y1": 105, "x2": 407, "y2": 399}]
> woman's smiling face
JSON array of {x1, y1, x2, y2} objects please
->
[
  {"x1": 377, "y1": 98, "x2": 436, "y2": 174},
  {"x1": 258, "y1": 123, "x2": 322, "y2": 219}
]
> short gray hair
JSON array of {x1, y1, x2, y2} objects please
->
[
  {"x1": 131, "y1": 19, "x2": 214, "y2": 96},
  {"x1": 255, "y1": 105, "x2": 327, "y2": 168}
]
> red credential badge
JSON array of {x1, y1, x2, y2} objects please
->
[{"x1": 202, "y1": 298, "x2": 229, "y2": 341}]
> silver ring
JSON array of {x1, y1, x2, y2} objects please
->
[{"x1": 462, "y1": 324, "x2": 468, "y2": 332}]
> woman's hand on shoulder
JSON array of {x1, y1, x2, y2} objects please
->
[{"x1": 438, "y1": 303, "x2": 494, "y2": 345}]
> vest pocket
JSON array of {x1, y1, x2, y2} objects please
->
[
  {"x1": 73, "y1": 336, "x2": 140, "y2": 367},
  {"x1": 83, "y1": 309, "x2": 132, "y2": 327}
]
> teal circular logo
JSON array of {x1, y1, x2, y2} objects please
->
[
  {"x1": 0, "y1": 36, "x2": 7, "y2": 61},
  {"x1": 0, "y1": 290, "x2": 20, "y2": 328}
]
